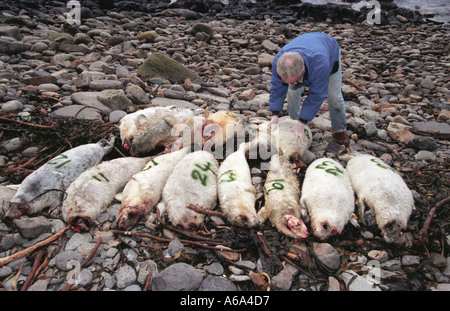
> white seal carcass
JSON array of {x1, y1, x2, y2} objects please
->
[
  {"x1": 202, "y1": 110, "x2": 243, "y2": 151},
  {"x1": 245, "y1": 122, "x2": 276, "y2": 161},
  {"x1": 217, "y1": 143, "x2": 258, "y2": 228},
  {"x1": 117, "y1": 147, "x2": 190, "y2": 229},
  {"x1": 130, "y1": 107, "x2": 193, "y2": 155},
  {"x1": 258, "y1": 154, "x2": 308, "y2": 239},
  {"x1": 62, "y1": 156, "x2": 151, "y2": 231},
  {"x1": 300, "y1": 158, "x2": 355, "y2": 240},
  {"x1": 162, "y1": 150, "x2": 218, "y2": 230},
  {"x1": 271, "y1": 117, "x2": 312, "y2": 163},
  {"x1": 346, "y1": 154, "x2": 414, "y2": 243},
  {"x1": 5, "y1": 136, "x2": 115, "y2": 219},
  {"x1": 119, "y1": 107, "x2": 161, "y2": 150}
]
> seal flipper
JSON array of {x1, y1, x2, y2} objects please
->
[{"x1": 97, "y1": 135, "x2": 116, "y2": 155}]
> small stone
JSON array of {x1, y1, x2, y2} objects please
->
[
  {"x1": 137, "y1": 260, "x2": 158, "y2": 285},
  {"x1": 2, "y1": 100, "x2": 23, "y2": 112},
  {"x1": 167, "y1": 239, "x2": 184, "y2": 257},
  {"x1": 363, "y1": 122, "x2": 378, "y2": 137},
  {"x1": 13, "y1": 216, "x2": 52, "y2": 239},
  {"x1": 235, "y1": 260, "x2": 256, "y2": 271},
  {"x1": 368, "y1": 250, "x2": 388, "y2": 263},
  {"x1": 228, "y1": 274, "x2": 251, "y2": 282},
  {"x1": 413, "y1": 121, "x2": 450, "y2": 139},
  {"x1": 387, "y1": 122, "x2": 413, "y2": 143},
  {"x1": 414, "y1": 150, "x2": 436, "y2": 162},
  {"x1": 239, "y1": 89, "x2": 255, "y2": 101},
  {"x1": 198, "y1": 276, "x2": 238, "y2": 291},
  {"x1": 137, "y1": 31, "x2": 158, "y2": 42},
  {"x1": 381, "y1": 259, "x2": 402, "y2": 271},
  {"x1": 429, "y1": 253, "x2": 447, "y2": 268},
  {"x1": 97, "y1": 89, "x2": 132, "y2": 111},
  {"x1": 65, "y1": 232, "x2": 93, "y2": 251},
  {"x1": 401, "y1": 255, "x2": 421, "y2": 266},
  {"x1": 313, "y1": 242, "x2": 340, "y2": 271},
  {"x1": 109, "y1": 110, "x2": 127, "y2": 122},
  {"x1": 437, "y1": 109, "x2": 450, "y2": 122},
  {"x1": 328, "y1": 276, "x2": 340, "y2": 291},
  {"x1": 271, "y1": 267, "x2": 293, "y2": 290},
  {"x1": 54, "y1": 251, "x2": 83, "y2": 271},
  {"x1": 115, "y1": 264, "x2": 137, "y2": 289},
  {"x1": 258, "y1": 53, "x2": 274, "y2": 67},
  {"x1": 420, "y1": 78, "x2": 435, "y2": 90},
  {"x1": 206, "y1": 262, "x2": 224, "y2": 276},
  {"x1": 89, "y1": 80, "x2": 123, "y2": 91},
  {"x1": 151, "y1": 263, "x2": 204, "y2": 291},
  {"x1": 262, "y1": 39, "x2": 279, "y2": 52}
]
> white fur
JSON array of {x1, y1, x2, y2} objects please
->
[
  {"x1": 258, "y1": 154, "x2": 308, "y2": 239},
  {"x1": 217, "y1": 143, "x2": 258, "y2": 228},
  {"x1": 162, "y1": 150, "x2": 218, "y2": 230},
  {"x1": 346, "y1": 154, "x2": 414, "y2": 243},
  {"x1": 300, "y1": 158, "x2": 355, "y2": 240},
  {"x1": 117, "y1": 147, "x2": 190, "y2": 228},
  {"x1": 271, "y1": 117, "x2": 312, "y2": 161},
  {"x1": 7, "y1": 137, "x2": 114, "y2": 218},
  {"x1": 119, "y1": 107, "x2": 165, "y2": 148},
  {"x1": 62, "y1": 157, "x2": 151, "y2": 228}
]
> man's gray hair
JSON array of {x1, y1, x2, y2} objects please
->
[{"x1": 276, "y1": 52, "x2": 304, "y2": 81}]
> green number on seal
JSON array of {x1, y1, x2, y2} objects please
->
[
  {"x1": 315, "y1": 161, "x2": 344, "y2": 177},
  {"x1": 219, "y1": 169, "x2": 237, "y2": 183},
  {"x1": 191, "y1": 161, "x2": 217, "y2": 186},
  {"x1": 225, "y1": 111, "x2": 239, "y2": 119},
  {"x1": 91, "y1": 172, "x2": 109, "y2": 182},
  {"x1": 264, "y1": 178, "x2": 286, "y2": 196},
  {"x1": 304, "y1": 128, "x2": 311, "y2": 143},
  {"x1": 370, "y1": 158, "x2": 395, "y2": 172},
  {"x1": 142, "y1": 159, "x2": 159, "y2": 171},
  {"x1": 191, "y1": 169, "x2": 208, "y2": 186},
  {"x1": 48, "y1": 153, "x2": 72, "y2": 169}
]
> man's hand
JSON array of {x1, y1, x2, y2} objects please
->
[
  {"x1": 290, "y1": 120, "x2": 307, "y2": 144},
  {"x1": 268, "y1": 115, "x2": 279, "y2": 130}
]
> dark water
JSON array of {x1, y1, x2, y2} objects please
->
[{"x1": 301, "y1": 0, "x2": 450, "y2": 23}]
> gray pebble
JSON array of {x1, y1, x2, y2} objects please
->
[
  {"x1": 115, "y1": 264, "x2": 137, "y2": 289},
  {"x1": 198, "y1": 276, "x2": 238, "y2": 291},
  {"x1": 206, "y1": 262, "x2": 224, "y2": 276},
  {"x1": 54, "y1": 251, "x2": 83, "y2": 271},
  {"x1": 151, "y1": 263, "x2": 204, "y2": 291},
  {"x1": 401, "y1": 255, "x2": 421, "y2": 266},
  {"x1": 65, "y1": 232, "x2": 93, "y2": 251},
  {"x1": 2, "y1": 100, "x2": 23, "y2": 112}
]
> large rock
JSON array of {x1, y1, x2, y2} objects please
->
[
  {"x1": 0, "y1": 25, "x2": 21, "y2": 40},
  {"x1": 13, "y1": 216, "x2": 52, "y2": 239},
  {"x1": 412, "y1": 121, "x2": 450, "y2": 139},
  {"x1": 387, "y1": 122, "x2": 413, "y2": 143},
  {"x1": 151, "y1": 97, "x2": 204, "y2": 112},
  {"x1": 137, "y1": 53, "x2": 201, "y2": 84},
  {"x1": 0, "y1": 38, "x2": 30, "y2": 54},
  {"x1": 97, "y1": 89, "x2": 133, "y2": 111},
  {"x1": 51, "y1": 105, "x2": 103, "y2": 121},
  {"x1": 151, "y1": 263, "x2": 204, "y2": 291},
  {"x1": 70, "y1": 92, "x2": 112, "y2": 114}
]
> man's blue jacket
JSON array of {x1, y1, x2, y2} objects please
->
[{"x1": 269, "y1": 32, "x2": 340, "y2": 122}]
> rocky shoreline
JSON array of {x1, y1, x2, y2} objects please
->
[{"x1": 0, "y1": 0, "x2": 449, "y2": 292}]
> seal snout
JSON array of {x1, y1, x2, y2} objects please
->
[
  {"x1": 4, "y1": 203, "x2": 28, "y2": 221},
  {"x1": 285, "y1": 214, "x2": 309, "y2": 239},
  {"x1": 70, "y1": 216, "x2": 91, "y2": 232},
  {"x1": 117, "y1": 207, "x2": 141, "y2": 230}
]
